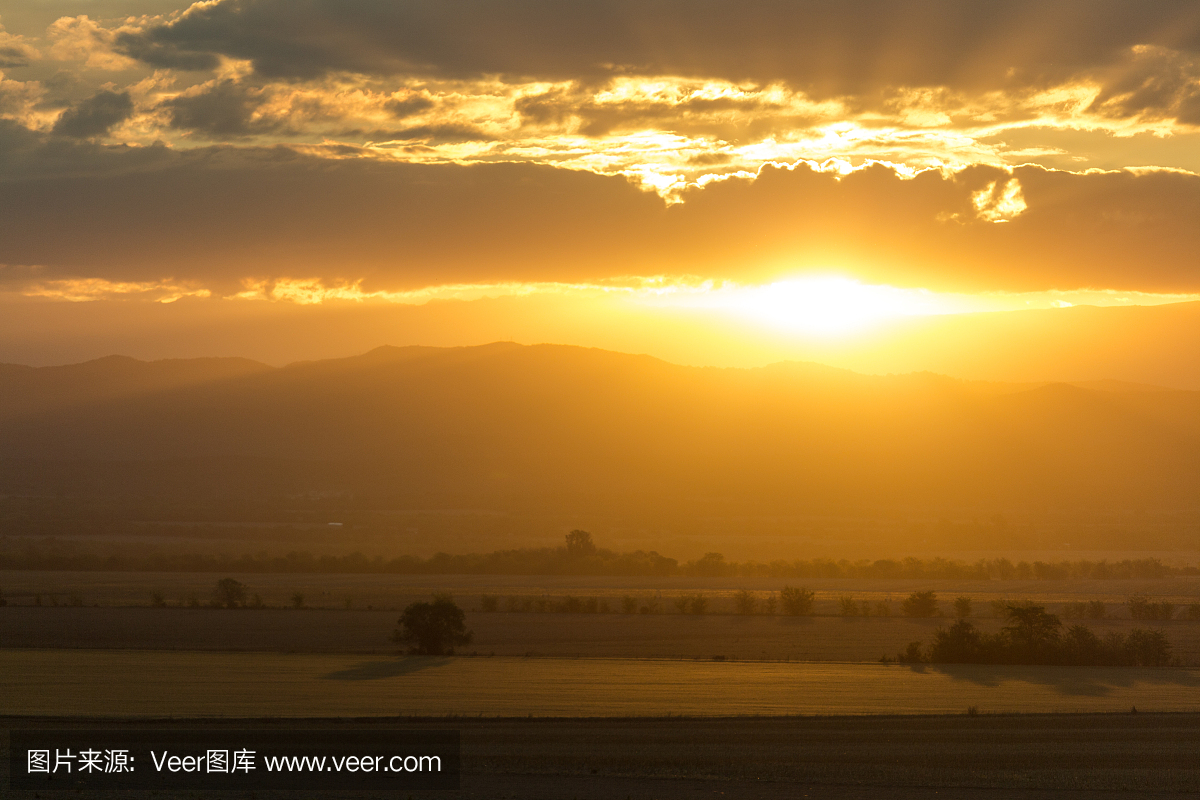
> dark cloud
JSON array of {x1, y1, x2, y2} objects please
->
[
  {"x1": 383, "y1": 94, "x2": 434, "y2": 118},
  {"x1": 116, "y1": 0, "x2": 1200, "y2": 98},
  {"x1": 0, "y1": 117, "x2": 174, "y2": 181},
  {"x1": 0, "y1": 45, "x2": 33, "y2": 68},
  {"x1": 1, "y1": 141, "x2": 1199, "y2": 293},
  {"x1": 515, "y1": 85, "x2": 787, "y2": 137},
  {"x1": 337, "y1": 124, "x2": 490, "y2": 143},
  {"x1": 164, "y1": 80, "x2": 272, "y2": 137},
  {"x1": 52, "y1": 90, "x2": 135, "y2": 138},
  {"x1": 1088, "y1": 47, "x2": 1200, "y2": 123}
]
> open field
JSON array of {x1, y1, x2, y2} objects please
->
[
  {"x1": 3, "y1": 649, "x2": 1199, "y2": 718},
  {"x1": 6, "y1": 606, "x2": 1200, "y2": 664},
  {"x1": 5, "y1": 713, "x2": 1200, "y2": 799},
  {"x1": 4, "y1": 569, "x2": 1200, "y2": 612}
]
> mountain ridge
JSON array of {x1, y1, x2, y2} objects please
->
[{"x1": 0, "y1": 342, "x2": 1196, "y2": 514}]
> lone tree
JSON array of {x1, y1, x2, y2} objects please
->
[
  {"x1": 392, "y1": 594, "x2": 473, "y2": 655},
  {"x1": 902, "y1": 591, "x2": 939, "y2": 618},
  {"x1": 779, "y1": 586, "x2": 815, "y2": 616},
  {"x1": 565, "y1": 529, "x2": 597, "y2": 556},
  {"x1": 214, "y1": 578, "x2": 248, "y2": 608}
]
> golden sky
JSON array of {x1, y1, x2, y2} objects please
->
[{"x1": 2, "y1": 0, "x2": 1199, "y2": 379}]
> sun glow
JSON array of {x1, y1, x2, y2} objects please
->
[{"x1": 650, "y1": 276, "x2": 972, "y2": 336}]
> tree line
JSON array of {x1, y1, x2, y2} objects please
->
[
  {"x1": 890, "y1": 604, "x2": 1176, "y2": 667},
  {"x1": 2, "y1": 531, "x2": 1195, "y2": 579}
]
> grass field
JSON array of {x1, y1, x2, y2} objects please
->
[
  {"x1": 4, "y1": 569, "x2": 1200, "y2": 612},
  {"x1": 6, "y1": 606, "x2": 1200, "y2": 664},
  {"x1": 3, "y1": 649, "x2": 1199, "y2": 718}
]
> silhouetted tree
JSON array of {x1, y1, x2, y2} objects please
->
[
  {"x1": 687, "y1": 552, "x2": 731, "y2": 577},
  {"x1": 954, "y1": 597, "x2": 972, "y2": 618},
  {"x1": 902, "y1": 591, "x2": 939, "y2": 617},
  {"x1": 1001, "y1": 604, "x2": 1061, "y2": 660},
  {"x1": 214, "y1": 578, "x2": 248, "y2": 608},
  {"x1": 392, "y1": 594, "x2": 473, "y2": 655},
  {"x1": 839, "y1": 596, "x2": 862, "y2": 616},
  {"x1": 1124, "y1": 628, "x2": 1173, "y2": 666},
  {"x1": 929, "y1": 619, "x2": 985, "y2": 663},
  {"x1": 735, "y1": 590, "x2": 758, "y2": 615},
  {"x1": 779, "y1": 586, "x2": 815, "y2": 615},
  {"x1": 565, "y1": 529, "x2": 597, "y2": 556}
]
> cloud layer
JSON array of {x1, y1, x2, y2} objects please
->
[
  {"x1": 1, "y1": 137, "x2": 1198, "y2": 294},
  {"x1": 1, "y1": 0, "x2": 1199, "y2": 303},
  {"x1": 117, "y1": 0, "x2": 1200, "y2": 93}
]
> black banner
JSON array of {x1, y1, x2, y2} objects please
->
[{"x1": 9, "y1": 729, "x2": 459, "y2": 791}]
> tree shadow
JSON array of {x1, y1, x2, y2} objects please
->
[
  {"x1": 320, "y1": 657, "x2": 452, "y2": 681},
  {"x1": 920, "y1": 664, "x2": 1200, "y2": 697}
]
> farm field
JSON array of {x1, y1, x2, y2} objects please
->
[
  {"x1": 5, "y1": 606, "x2": 1200, "y2": 664},
  {"x1": 2, "y1": 649, "x2": 1199, "y2": 718},
  {"x1": 4, "y1": 569, "x2": 1199, "y2": 612},
  {"x1": 5, "y1": 713, "x2": 1200, "y2": 799}
]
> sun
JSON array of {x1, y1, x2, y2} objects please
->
[{"x1": 661, "y1": 275, "x2": 963, "y2": 337}]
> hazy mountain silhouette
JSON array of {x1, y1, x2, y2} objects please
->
[{"x1": 0, "y1": 343, "x2": 1196, "y2": 514}]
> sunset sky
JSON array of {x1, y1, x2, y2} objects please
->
[{"x1": 3, "y1": 0, "x2": 1199, "y2": 383}]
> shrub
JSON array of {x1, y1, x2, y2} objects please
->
[
  {"x1": 954, "y1": 597, "x2": 972, "y2": 618},
  {"x1": 902, "y1": 591, "x2": 939, "y2": 618},
  {"x1": 150, "y1": 591, "x2": 166, "y2": 608},
  {"x1": 186, "y1": 594, "x2": 201, "y2": 608},
  {"x1": 873, "y1": 600, "x2": 891, "y2": 617},
  {"x1": 839, "y1": 596, "x2": 861, "y2": 616},
  {"x1": 1085, "y1": 601, "x2": 1107, "y2": 619},
  {"x1": 779, "y1": 586, "x2": 815, "y2": 616},
  {"x1": 248, "y1": 593, "x2": 264, "y2": 608},
  {"x1": 479, "y1": 594, "x2": 500, "y2": 612},
  {"x1": 639, "y1": 596, "x2": 661, "y2": 614},
  {"x1": 391, "y1": 594, "x2": 473, "y2": 655},
  {"x1": 735, "y1": 590, "x2": 758, "y2": 615},
  {"x1": 621, "y1": 596, "x2": 638, "y2": 614},
  {"x1": 291, "y1": 592, "x2": 306, "y2": 609}
]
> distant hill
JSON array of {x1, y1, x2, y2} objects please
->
[{"x1": 0, "y1": 343, "x2": 1197, "y2": 514}]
